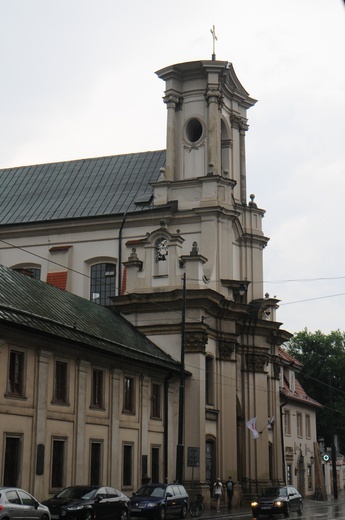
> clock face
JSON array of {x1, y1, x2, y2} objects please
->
[{"x1": 156, "y1": 238, "x2": 168, "y2": 261}]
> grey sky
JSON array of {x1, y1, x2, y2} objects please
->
[{"x1": 1, "y1": 0, "x2": 345, "y2": 334}]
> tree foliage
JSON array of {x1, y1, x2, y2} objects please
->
[{"x1": 286, "y1": 328, "x2": 345, "y2": 451}]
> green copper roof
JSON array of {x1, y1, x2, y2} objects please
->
[
  {"x1": 0, "y1": 150, "x2": 165, "y2": 224},
  {"x1": 0, "y1": 264, "x2": 180, "y2": 372}
]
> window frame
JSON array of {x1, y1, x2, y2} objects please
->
[
  {"x1": 122, "y1": 443, "x2": 133, "y2": 488},
  {"x1": 284, "y1": 409, "x2": 291, "y2": 436},
  {"x1": 3, "y1": 435, "x2": 22, "y2": 487},
  {"x1": 91, "y1": 368, "x2": 104, "y2": 409},
  {"x1": 151, "y1": 446, "x2": 160, "y2": 483},
  {"x1": 305, "y1": 414, "x2": 311, "y2": 439},
  {"x1": 90, "y1": 440, "x2": 103, "y2": 485},
  {"x1": 51, "y1": 437, "x2": 66, "y2": 490},
  {"x1": 53, "y1": 360, "x2": 68, "y2": 405},
  {"x1": 296, "y1": 412, "x2": 303, "y2": 438},
  {"x1": 7, "y1": 350, "x2": 25, "y2": 398},
  {"x1": 13, "y1": 266, "x2": 41, "y2": 280},
  {"x1": 205, "y1": 356, "x2": 214, "y2": 406},
  {"x1": 151, "y1": 382, "x2": 162, "y2": 419},
  {"x1": 90, "y1": 262, "x2": 116, "y2": 305},
  {"x1": 123, "y1": 376, "x2": 135, "y2": 415}
]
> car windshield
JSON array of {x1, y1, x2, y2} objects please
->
[
  {"x1": 56, "y1": 487, "x2": 96, "y2": 499},
  {"x1": 261, "y1": 488, "x2": 287, "y2": 498},
  {"x1": 135, "y1": 486, "x2": 165, "y2": 498}
]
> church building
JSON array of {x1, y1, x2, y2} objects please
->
[{"x1": 0, "y1": 56, "x2": 293, "y2": 500}]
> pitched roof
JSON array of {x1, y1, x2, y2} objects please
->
[
  {"x1": 280, "y1": 375, "x2": 322, "y2": 408},
  {"x1": 279, "y1": 346, "x2": 303, "y2": 368},
  {"x1": 0, "y1": 150, "x2": 166, "y2": 225},
  {"x1": 0, "y1": 264, "x2": 180, "y2": 373}
]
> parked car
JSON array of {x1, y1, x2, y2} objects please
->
[
  {"x1": 250, "y1": 486, "x2": 303, "y2": 518},
  {"x1": 130, "y1": 484, "x2": 189, "y2": 520},
  {"x1": 0, "y1": 487, "x2": 51, "y2": 520},
  {"x1": 42, "y1": 486, "x2": 130, "y2": 520}
]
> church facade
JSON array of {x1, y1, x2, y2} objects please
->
[{"x1": 0, "y1": 58, "x2": 293, "y2": 497}]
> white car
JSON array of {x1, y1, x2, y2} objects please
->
[{"x1": 0, "y1": 487, "x2": 51, "y2": 520}]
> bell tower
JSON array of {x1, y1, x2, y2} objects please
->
[{"x1": 155, "y1": 60, "x2": 256, "y2": 204}]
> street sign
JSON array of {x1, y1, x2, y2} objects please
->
[{"x1": 187, "y1": 447, "x2": 200, "y2": 467}]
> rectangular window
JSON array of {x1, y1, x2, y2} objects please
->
[
  {"x1": 289, "y1": 370, "x2": 295, "y2": 392},
  {"x1": 123, "y1": 444, "x2": 133, "y2": 487},
  {"x1": 92, "y1": 369, "x2": 104, "y2": 408},
  {"x1": 205, "y1": 357, "x2": 214, "y2": 405},
  {"x1": 51, "y1": 439, "x2": 66, "y2": 489},
  {"x1": 3, "y1": 436, "x2": 21, "y2": 486},
  {"x1": 90, "y1": 442, "x2": 102, "y2": 485},
  {"x1": 284, "y1": 410, "x2": 291, "y2": 435},
  {"x1": 151, "y1": 383, "x2": 161, "y2": 419},
  {"x1": 90, "y1": 263, "x2": 116, "y2": 305},
  {"x1": 123, "y1": 376, "x2": 135, "y2": 414},
  {"x1": 305, "y1": 414, "x2": 311, "y2": 438},
  {"x1": 297, "y1": 412, "x2": 303, "y2": 437},
  {"x1": 8, "y1": 351, "x2": 24, "y2": 397},
  {"x1": 151, "y1": 447, "x2": 160, "y2": 483},
  {"x1": 54, "y1": 361, "x2": 68, "y2": 404}
]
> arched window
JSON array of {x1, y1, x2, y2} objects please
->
[
  {"x1": 90, "y1": 263, "x2": 116, "y2": 305},
  {"x1": 13, "y1": 265, "x2": 41, "y2": 280},
  {"x1": 205, "y1": 356, "x2": 214, "y2": 406}
]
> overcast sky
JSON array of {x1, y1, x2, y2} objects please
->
[{"x1": 1, "y1": 0, "x2": 345, "y2": 335}]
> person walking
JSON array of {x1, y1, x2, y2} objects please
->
[
  {"x1": 213, "y1": 477, "x2": 223, "y2": 512},
  {"x1": 226, "y1": 476, "x2": 234, "y2": 511}
]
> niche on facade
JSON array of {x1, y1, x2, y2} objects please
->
[
  {"x1": 221, "y1": 118, "x2": 232, "y2": 176},
  {"x1": 154, "y1": 236, "x2": 169, "y2": 277}
]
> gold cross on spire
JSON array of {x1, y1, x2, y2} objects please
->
[{"x1": 210, "y1": 25, "x2": 217, "y2": 60}]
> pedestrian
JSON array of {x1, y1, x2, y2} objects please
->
[
  {"x1": 213, "y1": 477, "x2": 223, "y2": 512},
  {"x1": 226, "y1": 476, "x2": 234, "y2": 511}
]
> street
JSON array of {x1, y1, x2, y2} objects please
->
[{"x1": 202, "y1": 495, "x2": 345, "y2": 520}]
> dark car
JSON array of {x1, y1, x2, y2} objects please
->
[
  {"x1": 0, "y1": 487, "x2": 51, "y2": 520},
  {"x1": 42, "y1": 486, "x2": 130, "y2": 520},
  {"x1": 251, "y1": 486, "x2": 303, "y2": 518},
  {"x1": 130, "y1": 484, "x2": 189, "y2": 520}
]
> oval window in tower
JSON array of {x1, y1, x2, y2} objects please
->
[{"x1": 185, "y1": 117, "x2": 204, "y2": 144}]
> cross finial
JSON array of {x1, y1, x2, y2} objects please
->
[{"x1": 210, "y1": 25, "x2": 217, "y2": 60}]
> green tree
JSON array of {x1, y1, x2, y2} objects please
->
[{"x1": 286, "y1": 328, "x2": 345, "y2": 451}]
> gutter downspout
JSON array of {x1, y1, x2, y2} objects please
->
[
  {"x1": 164, "y1": 373, "x2": 173, "y2": 482},
  {"x1": 280, "y1": 396, "x2": 288, "y2": 483}
]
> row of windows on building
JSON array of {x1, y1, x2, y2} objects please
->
[
  {"x1": 7, "y1": 350, "x2": 163, "y2": 418},
  {"x1": 15, "y1": 245, "x2": 171, "y2": 307},
  {"x1": 3, "y1": 433, "x2": 161, "y2": 491},
  {"x1": 284, "y1": 409, "x2": 311, "y2": 438},
  {"x1": 14, "y1": 262, "x2": 117, "y2": 306},
  {"x1": 286, "y1": 462, "x2": 313, "y2": 491}
]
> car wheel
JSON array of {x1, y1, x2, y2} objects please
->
[
  {"x1": 121, "y1": 509, "x2": 129, "y2": 520},
  {"x1": 284, "y1": 503, "x2": 290, "y2": 518},
  {"x1": 158, "y1": 507, "x2": 166, "y2": 520},
  {"x1": 84, "y1": 510, "x2": 93, "y2": 520},
  {"x1": 180, "y1": 504, "x2": 187, "y2": 519},
  {"x1": 297, "y1": 501, "x2": 303, "y2": 516},
  {"x1": 42, "y1": 515, "x2": 50, "y2": 520}
]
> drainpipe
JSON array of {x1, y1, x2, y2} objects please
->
[
  {"x1": 164, "y1": 373, "x2": 173, "y2": 482},
  {"x1": 118, "y1": 213, "x2": 127, "y2": 296},
  {"x1": 280, "y1": 397, "x2": 288, "y2": 483}
]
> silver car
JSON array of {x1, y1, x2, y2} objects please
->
[{"x1": 0, "y1": 487, "x2": 51, "y2": 520}]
